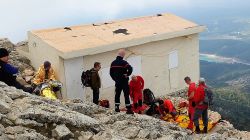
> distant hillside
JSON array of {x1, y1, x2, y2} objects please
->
[
  {"x1": 200, "y1": 39, "x2": 250, "y2": 62},
  {"x1": 200, "y1": 61, "x2": 250, "y2": 90},
  {"x1": 212, "y1": 87, "x2": 250, "y2": 131},
  {"x1": 201, "y1": 60, "x2": 250, "y2": 131}
]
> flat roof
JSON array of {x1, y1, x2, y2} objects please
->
[{"x1": 30, "y1": 13, "x2": 205, "y2": 59}]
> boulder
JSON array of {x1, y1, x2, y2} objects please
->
[
  {"x1": 78, "y1": 131, "x2": 93, "y2": 140},
  {"x1": 23, "y1": 69, "x2": 34, "y2": 76},
  {"x1": 0, "y1": 100, "x2": 11, "y2": 114},
  {"x1": 121, "y1": 126, "x2": 140, "y2": 139},
  {"x1": 52, "y1": 124, "x2": 73, "y2": 139},
  {"x1": 137, "y1": 129, "x2": 150, "y2": 139}
]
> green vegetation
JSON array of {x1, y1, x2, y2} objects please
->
[
  {"x1": 211, "y1": 88, "x2": 250, "y2": 131},
  {"x1": 201, "y1": 61, "x2": 250, "y2": 131}
]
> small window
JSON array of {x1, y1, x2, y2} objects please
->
[{"x1": 169, "y1": 50, "x2": 178, "y2": 69}]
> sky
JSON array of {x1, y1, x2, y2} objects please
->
[{"x1": 0, "y1": 0, "x2": 249, "y2": 43}]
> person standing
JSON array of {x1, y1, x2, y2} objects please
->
[
  {"x1": 193, "y1": 78, "x2": 208, "y2": 133},
  {"x1": 110, "y1": 49, "x2": 134, "y2": 114},
  {"x1": 90, "y1": 62, "x2": 101, "y2": 105},
  {"x1": 129, "y1": 75, "x2": 144, "y2": 111},
  {"x1": 0, "y1": 48, "x2": 32, "y2": 93},
  {"x1": 184, "y1": 76, "x2": 196, "y2": 130}
]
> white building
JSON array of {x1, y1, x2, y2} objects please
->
[{"x1": 27, "y1": 13, "x2": 205, "y2": 105}]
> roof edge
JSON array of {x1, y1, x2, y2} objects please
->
[{"x1": 60, "y1": 25, "x2": 206, "y2": 59}]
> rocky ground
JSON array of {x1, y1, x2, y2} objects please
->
[{"x1": 1, "y1": 38, "x2": 250, "y2": 140}]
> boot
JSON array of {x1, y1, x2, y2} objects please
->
[
  {"x1": 195, "y1": 126, "x2": 201, "y2": 134},
  {"x1": 203, "y1": 126, "x2": 208, "y2": 133},
  {"x1": 126, "y1": 106, "x2": 134, "y2": 115},
  {"x1": 115, "y1": 105, "x2": 120, "y2": 112}
]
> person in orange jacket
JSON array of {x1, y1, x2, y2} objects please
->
[
  {"x1": 33, "y1": 61, "x2": 56, "y2": 86},
  {"x1": 184, "y1": 76, "x2": 196, "y2": 130},
  {"x1": 193, "y1": 78, "x2": 208, "y2": 133},
  {"x1": 32, "y1": 61, "x2": 60, "y2": 98},
  {"x1": 129, "y1": 75, "x2": 144, "y2": 111},
  {"x1": 158, "y1": 99, "x2": 177, "y2": 118}
]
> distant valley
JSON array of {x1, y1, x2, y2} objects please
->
[{"x1": 199, "y1": 16, "x2": 250, "y2": 131}]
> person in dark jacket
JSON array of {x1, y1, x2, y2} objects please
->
[
  {"x1": 90, "y1": 62, "x2": 101, "y2": 105},
  {"x1": 0, "y1": 48, "x2": 32, "y2": 93},
  {"x1": 110, "y1": 49, "x2": 134, "y2": 114}
]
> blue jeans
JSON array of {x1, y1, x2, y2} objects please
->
[{"x1": 193, "y1": 108, "x2": 208, "y2": 128}]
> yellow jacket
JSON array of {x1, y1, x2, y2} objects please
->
[{"x1": 33, "y1": 65, "x2": 56, "y2": 85}]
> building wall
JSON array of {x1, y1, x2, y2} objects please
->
[
  {"x1": 63, "y1": 57, "x2": 84, "y2": 100},
  {"x1": 82, "y1": 34, "x2": 200, "y2": 107},
  {"x1": 28, "y1": 32, "x2": 199, "y2": 104},
  {"x1": 27, "y1": 32, "x2": 67, "y2": 98}
]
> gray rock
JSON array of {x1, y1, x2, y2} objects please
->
[
  {"x1": 92, "y1": 131, "x2": 113, "y2": 140},
  {"x1": 15, "y1": 132, "x2": 48, "y2": 140},
  {"x1": 121, "y1": 126, "x2": 140, "y2": 139},
  {"x1": 23, "y1": 69, "x2": 34, "y2": 76},
  {"x1": 15, "y1": 118, "x2": 44, "y2": 127},
  {"x1": 24, "y1": 76, "x2": 33, "y2": 83},
  {"x1": 78, "y1": 131, "x2": 93, "y2": 140},
  {"x1": 5, "y1": 126, "x2": 26, "y2": 135},
  {"x1": 0, "y1": 101, "x2": 11, "y2": 114},
  {"x1": 137, "y1": 129, "x2": 150, "y2": 139},
  {"x1": 18, "y1": 104, "x2": 100, "y2": 130},
  {"x1": 16, "y1": 77, "x2": 28, "y2": 86},
  {"x1": 52, "y1": 124, "x2": 73, "y2": 139},
  {"x1": 149, "y1": 130, "x2": 161, "y2": 139}
]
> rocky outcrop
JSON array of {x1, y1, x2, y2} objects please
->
[{"x1": 1, "y1": 81, "x2": 250, "y2": 140}]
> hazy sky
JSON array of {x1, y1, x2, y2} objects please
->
[{"x1": 0, "y1": 0, "x2": 249, "y2": 42}]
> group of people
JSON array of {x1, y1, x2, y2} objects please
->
[
  {"x1": 184, "y1": 76, "x2": 209, "y2": 133},
  {"x1": 0, "y1": 48, "x2": 60, "y2": 97},
  {"x1": 88, "y1": 49, "x2": 144, "y2": 114},
  {"x1": 1, "y1": 47, "x2": 209, "y2": 133}
]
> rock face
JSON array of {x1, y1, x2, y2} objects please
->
[
  {"x1": 1, "y1": 81, "x2": 250, "y2": 140},
  {"x1": 1, "y1": 38, "x2": 250, "y2": 139}
]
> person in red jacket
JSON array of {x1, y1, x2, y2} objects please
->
[
  {"x1": 158, "y1": 99, "x2": 177, "y2": 118},
  {"x1": 184, "y1": 76, "x2": 196, "y2": 130},
  {"x1": 129, "y1": 75, "x2": 144, "y2": 111},
  {"x1": 193, "y1": 78, "x2": 208, "y2": 133}
]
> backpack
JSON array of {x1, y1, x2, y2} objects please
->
[
  {"x1": 99, "y1": 99, "x2": 110, "y2": 108},
  {"x1": 81, "y1": 70, "x2": 92, "y2": 87},
  {"x1": 204, "y1": 87, "x2": 213, "y2": 106},
  {"x1": 143, "y1": 89, "x2": 156, "y2": 105}
]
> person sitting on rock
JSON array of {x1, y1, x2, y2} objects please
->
[
  {"x1": 158, "y1": 98, "x2": 177, "y2": 118},
  {"x1": 32, "y1": 61, "x2": 61, "y2": 98},
  {"x1": 0, "y1": 48, "x2": 32, "y2": 93}
]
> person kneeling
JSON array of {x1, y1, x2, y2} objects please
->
[
  {"x1": 158, "y1": 99, "x2": 177, "y2": 119},
  {"x1": 32, "y1": 61, "x2": 62, "y2": 99}
]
